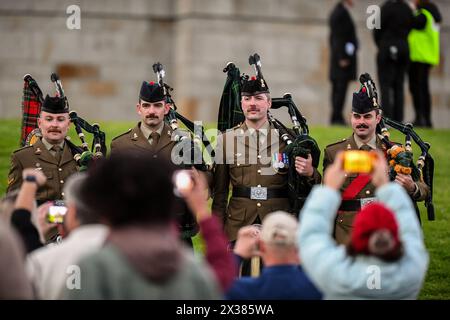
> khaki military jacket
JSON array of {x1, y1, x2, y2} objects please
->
[
  {"x1": 323, "y1": 134, "x2": 429, "y2": 244},
  {"x1": 7, "y1": 138, "x2": 79, "y2": 203},
  {"x1": 212, "y1": 122, "x2": 321, "y2": 241},
  {"x1": 110, "y1": 122, "x2": 179, "y2": 161}
]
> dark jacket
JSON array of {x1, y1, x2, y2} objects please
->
[
  {"x1": 329, "y1": 2, "x2": 358, "y2": 81},
  {"x1": 226, "y1": 265, "x2": 322, "y2": 300},
  {"x1": 373, "y1": 0, "x2": 425, "y2": 64}
]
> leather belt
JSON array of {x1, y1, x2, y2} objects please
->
[
  {"x1": 232, "y1": 186, "x2": 288, "y2": 200},
  {"x1": 339, "y1": 197, "x2": 376, "y2": 212}
]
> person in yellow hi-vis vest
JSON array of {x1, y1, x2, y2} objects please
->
[{"x1": 408, "y1": 0, "x2": 442, "y2": 128}]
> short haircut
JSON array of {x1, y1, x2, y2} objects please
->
[
  {"x1": 81, "y1": 151, "x2": 177, "y2": 227},
  {"x1": 63, "y1": 173, "x2": 99, "y2": 225}
]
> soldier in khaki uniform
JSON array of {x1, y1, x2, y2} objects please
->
[
  {"x1": 110, "y1": 80, "x2": 198, "y2": 246},
  {"x1": 7, "y1": 95, "x2": 79, "y2": 205},
  {"x1": 212, "y1": 75, "x2": 322, "y2": 243},
  {"x1": 324, "y1": 87, "x2": 430, "y2": 245},
  {"x1": 111, "y1": 81, "x2": 183, "y2": 158}
]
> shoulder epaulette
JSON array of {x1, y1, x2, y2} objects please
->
[
  {"x1": 12, "y1": 145, "x2": 33, "y2": 154},
  {"x1": 112, "y1": 128, "x2": 132, "y2": 141},
  {"x1": 325, "y1": 138, "x2": 348, "y2": 149}
]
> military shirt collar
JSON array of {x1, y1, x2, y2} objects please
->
[
  {"x1": 41, "y1": 138, "x2": 65, "y2": 151},
  {"x1": 140, "y1": 122, "x2": 164, "y2": 140},
  {"x1": 353, "y1": 133, "x2": 377, "y2": 150},
  {"x1": 242, "y1": 120, "x2": 270, "y2": 136}
]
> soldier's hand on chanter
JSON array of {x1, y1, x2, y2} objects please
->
[
  {"x1": 395, "y1": 173, "x2": 416, "y2": 194},
  {"x1": 371, "y1": 150, "x2": 389, "y2": 188},
  {"x1": 295, "y1": 154, "x2": 314, "y2": 177},
  {"x1": 324, "y1": 152, "x2": 346, "y2": 190},
  {"x1": 22, "y1": 168, "x2": 47, "y2": 186}
]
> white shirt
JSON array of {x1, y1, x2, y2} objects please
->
[{"x1": 26, "y1": 224, "x2": 109, "y2": 299}]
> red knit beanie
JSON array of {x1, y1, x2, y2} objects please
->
[{"x1": 350, "y1": 202, "x2": 400, "y2": 256}]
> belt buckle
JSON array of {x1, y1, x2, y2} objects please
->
[
  {"x1": 360, "y1": 197, "x2": 376, "y2": 208},
  {"x1": 250, "y1": 187, "x2": 268, "y2": 200}
]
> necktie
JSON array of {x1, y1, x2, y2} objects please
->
[
  {"x1": 360, "y1": 144, "x2": 372, "y2": 151},
  {"x1": 52, "y1": 145, "x2": 62, "y2": 163},
  {"x1": 149, "y1": 132, "x2": 160, "y2": 149}
]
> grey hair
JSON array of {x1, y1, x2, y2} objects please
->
[{"x1": 63, "y1": 172, "x2": 99, "y2": 225}]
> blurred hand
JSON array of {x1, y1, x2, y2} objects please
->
[
  {"x1": 35, "y1": 202, "x2": 58, "y2": 244},
  {"x1": 339, "y1": 59, "x2": 350, "y2": 68},
  {"x1": 295, "y1": 154, "x2": 314, "y2": 177},
  {"x1": 324, "y1": 152, "x2": 346, "y2": 190},
  {"x1": 233, "y1": 225, "x2": 261, "y2": 259},
  {"x1": 395, "y1": 173, "x2": 416, "y2": 194},
  {"x1": 371, "y1": 150, "x2": 390, "y2": 188},
  {"x1": 178, "y1": 169, "x2": 210, "y2": 221},
  {"x1": 22, "y1": 168, "x2": 46, "y2": 186}
]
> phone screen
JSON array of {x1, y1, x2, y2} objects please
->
[
  {"x1": 173, "y1": 170, "x2": 194, "y2": 196},
  {"x1": 47, "y1": 204, "x2": 68, "y2": 224}
]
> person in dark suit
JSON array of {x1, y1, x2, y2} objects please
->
[
  {"x1": 408, "y1": 0, "x2": 442, "y2": 128},
  {"x1": 329, "y1": 0, "x2": 358, "y2": 125},
  {"x1": 374, "y1": 0, "x2": 424, "y2": 122}
]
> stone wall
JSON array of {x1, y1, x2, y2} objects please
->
[{"x1": 0, "y1": 0, "x2": 448, "y2": 127}]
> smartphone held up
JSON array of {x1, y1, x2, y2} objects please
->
[
  {"x1": 173, "y1": 170, "x2": 195, "y2": 197},
  {"x1": 343, "y1": 150, "x2": 377, "y2": 174},
  {"x1": 46, "y1": 200, "x2": 68, "y2": 224}
]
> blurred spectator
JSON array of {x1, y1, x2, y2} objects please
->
[
  {"x1": 0, "y1": 189, "x2": 19, "y2": 224},
  {"x1": 374, "y1": 0, "x2": 425, "y2": 122},
  {"x1": 66, "y1": 152, "x2": 221, "y2": 299},
  {"x1": 26, "y1": 173, "x2": 109, "y2": 299},
  {"x1": 0, "y1": 221, "x2": 34, "y2": 299},
  {"x1": 408, "y1": 0, "x2": 442, "y2": 128},
  {"x1": 10, "y1": 168, "x2": 48, "y2": 252},
  {"x1": 178, "y1": 168, "x2": 237, "y2": 292},
  {"x1": 298, "y1": 151, "x2": 429, "y2": 299},
  {"x1": 329, "y1": 0, "x2": 358, "y2": 125},
  {"x1": 225, "y1": 211, "x2": 322, "y2": 300}
]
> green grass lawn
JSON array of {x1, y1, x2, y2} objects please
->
[{"x1": 0, "y1": 119, "x2": 449, "y2": 299}]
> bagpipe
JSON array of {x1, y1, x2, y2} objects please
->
[
  {"x1": 359, "y1": 73, "x2": 435, "y2": 221},
  {"x1": 218, "y1": 53, "x2": 321, "y2": 214},
  {"x1": 151, "y1": 63, "x2": 214, "y2": 240},
  {"x1": 152, "y1": 62, "x2": 214, "y2": 170},
  {"x1": 21, "y1": 73, "x2": 107, "y2": 171}
]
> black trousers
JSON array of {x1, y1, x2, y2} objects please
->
[
  {"x1": 330, "y1": 79, "x2": 349, "y2": 125},
  {"x1": 408, "y1": 62, "x2": 432, "y2": 128},
  {"x1": 377, "y1": 56, "x2": 408, "y2": 122}
]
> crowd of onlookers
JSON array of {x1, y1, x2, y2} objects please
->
[{"x1": 0, "y1": 149, "x2": 428, "y2": 300}]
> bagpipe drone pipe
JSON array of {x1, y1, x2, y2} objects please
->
[{"x1": 153, "y1": 62, "x2": 214, "y2": 171}]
